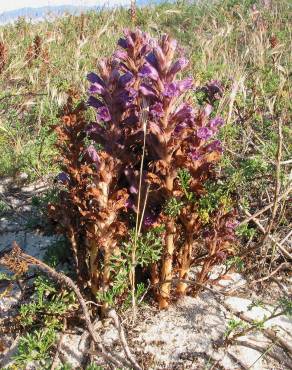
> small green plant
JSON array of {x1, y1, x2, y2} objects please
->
[
  {"x1": 224, "y1": 318, "x2": 248, "y2": 338},
  {"x1": 14, "y1": 327, "x2": 56, "y2": 367},
  {"x1": 279, "y1": 297, "x2": 292, "y2": 317},
  {"x1": 178, "y1": 168, "x2": 195, "y2": 201},
  {"x1": 236, "y1": 223, "x2": 256, "y2": 239},
  {"x1": 96, "y1": 227, "x2": 164, "y2": 307},
  {"x1": 164, "y1": 197, "x2": 184, "y2": 217},
  {"x1": 225, "y1": 256, "x2": 244, "y2": 272}
]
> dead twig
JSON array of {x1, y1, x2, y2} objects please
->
[
  {"x1": 239, "y1": 185, "x2": 291, "y2": 226},
  {"x1": 108, "y1": 309, "x2": 142, "y2": 370},
  {"x1": 250, "y1": 262, "x2": 290, "y2": 284},
  {"x1": 261, "y1": 120, "x2": 283, "y2": 254},
  {"x1": 50, "y1": 319, "x2": 66, "y2": 370},
  {"x1": 233, "y1": 340, "x2": 292, "y2": 370},
  {"x1": 241, "y1": 207, "x2": 292, "y2": 260}
]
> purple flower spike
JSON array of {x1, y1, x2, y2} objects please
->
[
  {"x1": 169, "y1": 58, "x2": 189, "y2": 76},
  {"x1": 174, "y1": 122, "x2": 188, "y2": 135},
  {"x1": 113, "y1": 49, "x2": 128, "y2": 60},
  {"x1": 173, "y1": 103, "x2": 194, "y2": 122},
  {"x1": 97, "y1": 106, "x2": 111, "y2": 122},
  {"x1": 146, "y1": 52, "x2": 159, "y2": 69},
  {"x1": 209, "y1": 117, "x2": 224, "y2": 129},
  {"x1": 138, "y1": 63, "x2": 159, "y2": 81},
  {"x1": 85, "y1": 145, "x2": 100, "y2": 164},
  {"x1": 197, "y1": 127, "x2": 213, "y2": 140},
  {"x1": 154, "y1": 45, "x2": 166, "y2": 70}
]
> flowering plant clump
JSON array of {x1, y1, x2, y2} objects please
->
[{"x1": 50, "y1": 29, "x2": 237, "y2": 309}]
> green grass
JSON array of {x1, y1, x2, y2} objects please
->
[{"x1": 0, "y1": 0, "x2": 290, "y2": 182}]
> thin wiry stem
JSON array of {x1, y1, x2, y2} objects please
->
[{"x1": 132, "y1": 96, "x2": 149, "y2": 320}]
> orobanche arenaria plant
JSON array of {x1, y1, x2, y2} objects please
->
[{"x1": 50, "y1": 29, "x2": 237, "y2": 309}]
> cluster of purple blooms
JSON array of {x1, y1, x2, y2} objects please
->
[
  {"x1": 54, "y1": 29, "x2": 238, "y2": 308},
  {"x1": 83, "y1": 30, "x2": 225, "y2": 173},
  {"x1": 58, "y1": 29, "x2": 227, "y2": 231}
]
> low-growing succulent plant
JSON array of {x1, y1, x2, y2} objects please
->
[{"x1": 50, "y1": 29, "x2": 237, "y2": 309}]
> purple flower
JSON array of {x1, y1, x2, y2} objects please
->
[
  {"x1": 174, "y1": 122, "x2": 188, "y2": 135},
  {"x1": 226, "y1": 220, "x2": 239, "y2": 230},
  {"x1": 209, "y1": 117, "x2": 224, "y2": 129},
  {"x1": 57, "y1": 172, "x2": 70, "y2": 184},
  {"x1": 87, "y1": 96, "x2": 103, "y2": 109},
  {"x1": 113, "y1": 49, "x2": 128, "y2": 60},
  {"x1": 205, "y1": 140, "x2": 223, "y2": 153},
  {"x1": 87, "y1": 72, "x2": 105, "y2": 86},
  {"x1": 154, "y1": 45, "x2": 166, "y2": 70},
  {"x1": 188, "y1": 150, "x2": 201, "y2": 160},
  {"x1": 146, "y1": 52, "x2": 159, "y2": 69},
  {"x1": 173, "y1": 103, "x2": 193, "y2": 122},
  {"x1": 164, "y1": 78, "x2": 193, "y2": 98},
  {"x1": 150, "y1": 102, "x2": 164, "y2": 118},
  {"x1": 97, "y1": 106, "x2": 111, "y2": 122},
  {"x1": 116, "y1": 88, "x2": 137, "y2": 108},
  {"x1": 164, "y1": 82, "x2": 179, "y2": 98},
  {"x1": 138, "y1": 63, "x2": 159, "y2": 81},
  {"x1": 89, "y1": 83, "x2": 105, "y2": 95},
  {"x1": 203, "y1": 104, "x2": 213, "y2": 117},
  {"x1": 169, "y1": 58, "x2": 189, "y2": 76},
  {"x1": 118, "y1": 71, "x2": 134, "y2": 87},
  {"x1": 177, "y1": 77, "x2": 193, "y2": 92},
  {"x1": 139, "y1": 83, "x2": 157, "y2": 98},
  {"x1": 84, "y1": 145, "x2": 100, "y2": 164},
  {"x1": 118, "y1": 38, "x2": 128, "y2": 49},
  {"x1": 197, "y1": 127, "x2": 213, "y2": 140},
  {"x1": 129, "y1": 185, "x2": 138, "y2": 194}
]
